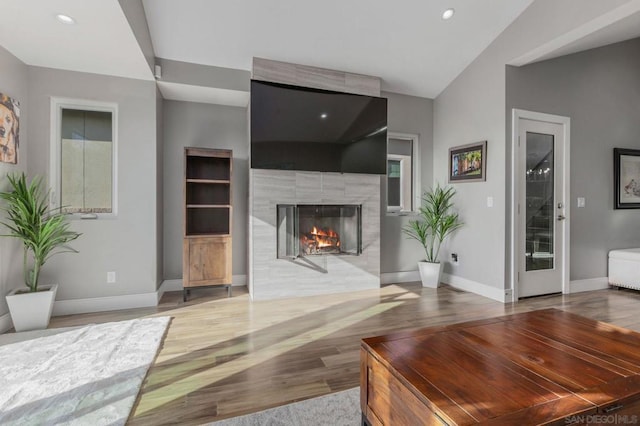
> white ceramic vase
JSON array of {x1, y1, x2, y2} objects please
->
[
  {"x1": 6, "y1": 284, "x2": 58, "y2": 332},
  {"x1": 418, "y1": 261, "x2": 443, "y2": 288}
]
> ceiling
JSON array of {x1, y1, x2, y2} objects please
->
[
  {"x1": 0, "y1": 0, "x2": 153, "y2": 81},
  {"x1": 1, "y1": 0, "x2": 640, "y2": 102},
  {"x1": 142, "y1": 0, "x2": 534, "y2": 98}
]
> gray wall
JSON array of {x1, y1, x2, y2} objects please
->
[
  {"x1": 119, "y1": 0, "x2": 155, "y2": 76},
  {"x1": 381, "y1": 91, "x2": 434, "y2": 273},
  {"x1": 27, "y1": 67, "x2": 159, "y2": 300},
  {"x1": 163, "y1": 100, "x2": 248, "y2": 280},
  {"x1": 0, "y1": 46, "x2": 28, "y2": 318},
  {"x1": 157, "y1": 58, "x2": 250, "y2": 92},
  {"x1": 156, "y1": 88, "x2": 164, "y2": 288},
  {"x1": 507, "y1": 37, "x2": 640, "y2": 280},
  {"x1": 433, "y1": 0, "x2": 631, "y2": 293},
  {"x1": 163, "y1": 91, "x2": 433, "y2": 281}
]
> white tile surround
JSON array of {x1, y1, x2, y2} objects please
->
[{"x1": 249, "y1": 169, "x2": 381, "y2": 300}]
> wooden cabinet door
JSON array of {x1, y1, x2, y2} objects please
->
[{"x1": 184, "y1": 236, "x2": 231, "y2": 286}]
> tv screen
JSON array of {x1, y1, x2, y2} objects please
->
[{"x1": 251, "y1": 80, "x2": 387, "y2": 174}]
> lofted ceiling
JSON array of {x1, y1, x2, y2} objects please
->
[
  {"x1": 142, "y1": 0, "x2": 534, "y2": 98},
  {"x1": 1, "y1": 0, "x2": 640, "y2": 102},
  {"x1": 0, "y1": 0, "x2": 153, "y2": 81}
]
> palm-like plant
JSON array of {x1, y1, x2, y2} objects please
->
[
  {"x1": 403, "y1": 184, "x2": 463, "y2": 262},
  {"x1": 0, "y1": 173, "x2": 80, "y2": 292}
]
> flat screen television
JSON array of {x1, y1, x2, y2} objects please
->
[{"x1": 251, "y1": 80, "x2": 387, "y2": 174}]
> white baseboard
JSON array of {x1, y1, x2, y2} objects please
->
[
  {"x1": 0, "y1": 312, "x2": 12, "y2": 334},
  {"x1": 158, "y1": 275, "x2": 247, "y2": 301},
  {"x1": 53, "y1": 292, "x2": 159, "y2": 316},
  {"x1": 380, "y1": 271, "x2": 420, "y2": 285},
  {"x1": 568, "y1": 277, "x2": 609, "y2": 293},
  {"x1": 158, "y1": 279, "x2": 183, "y2": 296},
  {"x1": 159, "y1": 275, "x2": 247, "y2": 293},
  {"x1": 441, "y1": 273, "x2": 509, "y2": 303}
]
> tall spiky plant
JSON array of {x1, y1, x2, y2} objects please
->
[
  {"x1": 0, "y1": 173, "x2": 80, "y2": 292},
  {"x1": 403, "y1": 184, "x2": 463, "y2": 263}
]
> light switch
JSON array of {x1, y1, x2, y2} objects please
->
[
  {"x1": 487, "y1": 196, "x2": 494, "y2": 208},
  {"x1": 577, "y1": 197, "x2": 585, "y2": 208}
]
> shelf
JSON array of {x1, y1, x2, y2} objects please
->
[
  {"x1": 185, "y1": 233, "x2": 230, "y2": 238},
  {"x1": 186, "y1": 156, "x2": 231, "y2": 180},
  {"x1": 187, "y1": 179, "x2": 230, "y2": 184},
  {"x1": 184, "y1": 147, "x2": 232, "y2": 291}
]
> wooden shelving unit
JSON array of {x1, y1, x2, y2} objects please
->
[{"x1": 183, "y1": 147, "x2": 232, "y2": 301}]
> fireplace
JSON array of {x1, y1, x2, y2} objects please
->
[{"x1": 277, "y1": 204, "x2": 362, "y2": 258}]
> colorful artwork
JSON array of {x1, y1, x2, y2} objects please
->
[
  {"x1": 449, "y1": 141, "x2": 486, "y2": 183},
  {"x1": 615, "y1": 148, "x2": 640, "y2": 209},
  {"x1": 0, "y1": 93, "x2": 20, "y2": 164}
]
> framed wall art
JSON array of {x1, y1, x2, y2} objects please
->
[
  {"x1": 0, "y1": 93, "x2": 20, "y2": 165},
  {"x1": 614, "y1": 148, "x2": 640, "y2": 209},
  {"x1": 449, "y1": 140, "x2": 486, "y2": 183}
]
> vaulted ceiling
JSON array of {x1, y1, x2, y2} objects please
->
[{"x1": 1, "y1": 0, "x2": 640, "y2": 101}]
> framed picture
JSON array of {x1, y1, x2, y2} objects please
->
[
  {"x1": 614, "y1": 148, "x2": 640, "y2": 209},
  {"x1": 449, "y1": 140, "x2": 486, "y2": 183},
  {"x1": 0, "y1": 93, "x2": 20, "y2": 165}
]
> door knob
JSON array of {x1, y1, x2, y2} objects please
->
[{"x1": 557, "y1": 215, "x2": 566, "y2": 221}]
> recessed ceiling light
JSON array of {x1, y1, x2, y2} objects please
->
[
  {"x1": 320, "y1": 113, "x2": 328, "y2": 119},
  {"x1": 442, "y1": 8, "x2": 455, "y2": 20},
  {"x1": 56, "y1": 14, "x2": 76, "y2": 25}
]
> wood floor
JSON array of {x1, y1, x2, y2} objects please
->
[{"x1": 47, "y1": 283, "x2": 640, "y2": 425}]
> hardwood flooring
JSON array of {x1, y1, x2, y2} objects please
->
[{"x1": 47, "y1": 283, "x2": 640, "y2": 425}]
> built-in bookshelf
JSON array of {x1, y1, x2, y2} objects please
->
[{"x1": 183, "y1": 148, "x2": 232, "y2": 300}]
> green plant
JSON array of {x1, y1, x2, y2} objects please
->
[
  {"x1": 0, "y1": 173, "x2": 80, "y2": 292},
  {"x1": 403, "y1": 184, "x2": 463, "y2": 263}
]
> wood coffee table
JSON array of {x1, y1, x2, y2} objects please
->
[{"x1": 360, "y1": 309, "x2": 640, "y2": 425}]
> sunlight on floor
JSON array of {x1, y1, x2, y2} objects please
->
[{"x1": 134, "y1": 300, "x2": 403, "y2": 415}]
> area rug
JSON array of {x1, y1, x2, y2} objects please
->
[
  {"x1": 0, "y1": 316, "x2": 170, "y2": 426},
  {"x1": 208, "y1": 387, "x2": 360, "y2": 426}
]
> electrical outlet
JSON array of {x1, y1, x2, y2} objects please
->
[
  {"x1": 451, "y1": 253, "x2": 459, "y2": 264},
  {"x1": 107, "y1": 271, "x2": 116, "y2": 284}
]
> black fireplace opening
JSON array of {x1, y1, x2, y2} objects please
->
[{"x1": 277, "y1": 204, "x2": 362, "y2": 258}]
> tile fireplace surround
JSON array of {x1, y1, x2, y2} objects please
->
[{"x1": 249, "y1": 169, "x2": 381, "y2": 300}]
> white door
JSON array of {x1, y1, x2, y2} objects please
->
[{"x1": 517, "y1": 116, "x2": 568, "y2": 298}]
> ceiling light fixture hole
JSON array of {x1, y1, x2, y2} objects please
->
[
  {"x1": 56, "y1": 14, "x2": 76, "y2": 25},
  {"x1": 442, "y1": 8, "x2": 455, "y2": 20}
]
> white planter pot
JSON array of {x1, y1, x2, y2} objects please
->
[
  {"x1": 6, "y1": 284, "x2": 58, "y2": 332},
  {"x1": 418, "y1": 261, "x2": 443, "y2": 288}
]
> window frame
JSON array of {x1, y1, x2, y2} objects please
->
[
  {"x1": 50, "y1": 97, "x2": 118, "y2": 219},
  {"x1": 386, "y1": 132, "x2": 420, "y2": 215}
]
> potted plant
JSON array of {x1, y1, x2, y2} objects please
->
[
  {"x1": 403, "y1": 184, "x2": 463, "y2": 288},
  {"x1": 0, "y1": 173, "x2": 80, "y2": 331}
]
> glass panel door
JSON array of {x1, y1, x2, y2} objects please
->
[{"x1": 525, "y1": 132, "x2": 555, "y2": 271}]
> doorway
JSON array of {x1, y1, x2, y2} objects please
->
[{"x1": 512, "y1": 110, "x2": 570, "y2": 299}]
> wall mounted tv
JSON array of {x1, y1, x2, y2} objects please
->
[{"x1": 251, "y1": 80, "x2": 387, "y2": 175}]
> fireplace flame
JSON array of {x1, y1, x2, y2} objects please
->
[{"x1": 301, "y1": 226, "x2": 341, "y2": 254}]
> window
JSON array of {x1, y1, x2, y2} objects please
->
[
  {"x1": 387, "y1": 133, "x2": 420, "y2": 214},
  {"x1": 51, "y1": 99, "x2": 117, "y2": 216}
]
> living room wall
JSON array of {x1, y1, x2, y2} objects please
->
[
  {"x1": 506, "y1": 37, "x2": 640, "y2": 282},
  {"x1": 162, "y1": 92, "x2": 433, "y2": 283},
  {"x1": 27, "y1": 66, "x2": 159, "y2": 303},
  {"x1": 381, "y1": 91, "x2": 433, "y2": 275},
  {"x1": 0, "y1": 46, "x2": 28, "y2": 323},
  {"x1": 433, "y1": 0, "x2": 631, "y2": 300},
  {"x1": 162, "y1": 100, "x2": 249, "y2": 282}
]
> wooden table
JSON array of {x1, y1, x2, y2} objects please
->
[{"x1": 360, "y1": 309, "x2": 640, "y2": 425}]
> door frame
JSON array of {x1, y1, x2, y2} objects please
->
[{"x1": 510, "y1": 109, "x2": 571, "y2": 302}]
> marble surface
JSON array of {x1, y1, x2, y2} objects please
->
[
  {"x1": 0, "y1": 317, "x2": 170, "y2": 425},
  {"x1": 208, "y1": 388, "x2": 360, "y2": 426},
  {"x1": 249, "y1": 169, "x2": 381, "y2": 300}
]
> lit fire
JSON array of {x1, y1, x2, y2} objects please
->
[{"x1": 301, "y1": 225, "x2": 341, "y2": 254}]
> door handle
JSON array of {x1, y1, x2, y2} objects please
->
[{"x1": 557, "y1": 215, "x2": 566, "y2": 221}]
